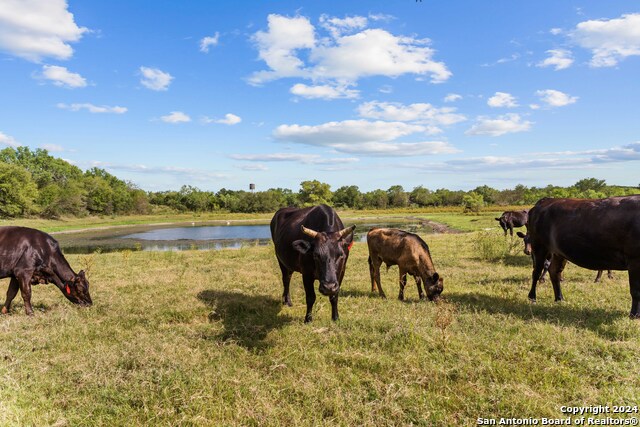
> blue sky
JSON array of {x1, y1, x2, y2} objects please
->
[{"x1": 1, "y1": 1, "x2": 639, "y2": 192}]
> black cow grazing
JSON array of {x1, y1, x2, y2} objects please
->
[
  {"x1": 0, "y1": 226, "x2": 92, "y2": 315},
  {"x1": 367, "y1": 228, "x2": 443, "y2": 301},
  {"x1": 525, "y1": 196, "x2": 640, "y2": 318},
  {"x1": 270, "y1": 205, "x2": 355, "y2": 323},
  {"x1": 495, "y1": 210, "x2": 528, "y2": 236},
  {"x1": 517, "y1": 231, "x2": 613, "y2": 283}
]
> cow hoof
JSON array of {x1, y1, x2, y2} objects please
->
[
  {"x1": 528, "y1": 298, "x2": 537, "y2": 304},
  {"x1": 304, "y1": 315, "x2": 313, "y2": 323},
  {"x1": 630, "y1": 312, "x2": 640, "y2": 319}
]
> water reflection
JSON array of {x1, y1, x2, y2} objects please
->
[{"x1": 56, "y1": 222, "x2": 434, "y2": 254}]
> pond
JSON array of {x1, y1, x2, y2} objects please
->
[{"x1": 53, "y1": 220, "x2": 438, "y2": 254}]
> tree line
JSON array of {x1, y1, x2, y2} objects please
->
[{"x1": 0, "y1": 147, "x2": 638, "y2": 218}]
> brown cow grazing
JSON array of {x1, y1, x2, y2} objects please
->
[
  {"x1": 495, "y1": 210, "x2": 528, "y2": 236},
  {"x1": 367, "y1": 228, "x2": 443, "y2": 301},
  {"x1": 517, "y1": 231, "x2": 613, "y2": 283},
  {"x1": 525, "y1": 196, "x2": 640, "y2": 318},
  {"x1": 270, "y1": 205, "x2": 355, "y2": 322},
  {"x1": 1, "y1": 226, "x2": 92, "y2": 315}
]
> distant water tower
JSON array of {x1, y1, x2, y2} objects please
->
[{"x1": 249, "y1": 183, "x2": 255, "y2": 193}]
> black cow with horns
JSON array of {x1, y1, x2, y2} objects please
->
[
  {"x1": 270, "y1": 205, "x2": 355, "y2": 322},
  {"x1": 1, "y1": 226, "x2": 92, "y2": 315}
]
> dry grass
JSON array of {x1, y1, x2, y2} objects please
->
[{"x1": 1, "y1": 231, "x2": 639, "y2": 426}]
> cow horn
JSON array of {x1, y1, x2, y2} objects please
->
[
  {"x1": 338, "y1": 225, "x2": 356, "y2": 239},
  {"x1": 301, "y1": 225, "x2": 319, "y2": 238}
]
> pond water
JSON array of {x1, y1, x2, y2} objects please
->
[{"x1": 54, "y1": 220, "x2": 436, "y2": 254}]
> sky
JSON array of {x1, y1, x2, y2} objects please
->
[{"x1": 1, "y1": 0, "x2": 639, "y2": 193}]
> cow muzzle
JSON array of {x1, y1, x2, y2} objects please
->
[{"x1": 319, "y1": 282, "x2": 339, "y2": 296}]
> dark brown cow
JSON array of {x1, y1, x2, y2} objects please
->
[
  {"x1": 525, "y1": 196, "x2": 640, "y2": 318},
  {"x1": 495, "y1": 210, "x2": 528, "y2": 236},
  {"x1": 270, "y1": 205, "x2": 355, "y2": 322},
  {"x1": 1, "y1": 226, "x2": 92, "y2": 315},
  {"x1": 367, "y1": 228, "x2": 443, "y2": 301},
  {"x1": 517, "y1": 231, "x2": 613, "y2": 283}
]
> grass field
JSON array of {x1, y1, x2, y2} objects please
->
[{"x1": 1, "y1": 217, "x2": 639, "y2": 426}]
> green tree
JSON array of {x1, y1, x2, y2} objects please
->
[
  {"x1": 363, "y1": 189, "x2": 388, "y2": 209},
  {"x1": 0, "y1": 163, "x2": 39, "y2": 217},
  {"x1": 298, "y1": 180, "x2": 332, "y2": 206},
  {"x1": 462, "y1": 192, "x2": 485, "y2": 214},
  {"x1": 573, "y1": 178, "x2": 606, "y2": 193},
  {"x1": 387, "y1": 185, "x2": 409, "y2": 208},
  {"x1": 409, "y1": 186, "x2": 432, "y2": 206},
  {"x1": 333, "y1": 185, "x2": 363, "y2": 209}
]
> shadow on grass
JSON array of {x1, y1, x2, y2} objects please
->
[
  {"x1": 503, "y1": 254, "x2": 532, "y2": 267},
  {"x1": 197, "y1": 290, "x2": 293, "y2": 351},
  {"x1": 340, "y1": 288, "x2": 382, "y2": 299},
  {"x1": 447, "y1": 292, "x2": 628, "y2": 338}
]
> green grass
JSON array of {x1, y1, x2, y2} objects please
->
[{"x1": 1, "y1": 227, "x2": 638, "y2": 425}]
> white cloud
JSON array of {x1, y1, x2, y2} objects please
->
[
  {"x1": 487, "y1": 92, "x2": 518, "y2": 108},
  {"x1": 466, "y1": 114, "x2": 532, "y2": 137},
  {"x1": 237, "y1": 164, "x2": 268, "y2": 171},
  {"x1": 91, "y1": 161, "x2": 229, "y2": 182},
  {"x1": 139, "y1": 66, "x2": 173, "y2": 91},
  {"x1": 249, "y1": 14, "x2": 451, "y2": 87},
  {"x1": 290, "y1": 83, "x2": 359, "y2": 100},
  {"x1": 39, "y1": 65, "x2": 87, "y2": 88},
  {"x1": 161, "y1": 111, "x2": 191, "y2": 124},
  {"x1": 249, "y1": 14, "x2": 316, "y2": 84},
  {"x1": 357, "y1": 101, "x2": 465, "y2": 133},
  {"x1": 200, "y1": 33, "x2": 220, "y2": 53},
  {"x1": 444, "y1": 93, "x2": 462, "y2": 103},
  {"x1": 328, "y1": 141, "x2": 459, "y2": 157},
  {"x1": 274, "y1": 120, "x2": 424, "y2": 145},
  {"x1": 319, "y1": 14, "x2": 368, "y2": 38},
  {"x1": 40, "y1": 143, "x2": 63, "y2": 152},
  {"x1": 571, "y1": 13, "x2": 640, "y2": 67},
  {"x1": 202, "y1": 113, "x2": 241, "y2": 125},
  {"x1": 537, "y1": 49, "x2": 574, "y2": 70},
  {"x1": 536, "y1": 89, "x2": 578, "y2": 107},
  {"x1": 421, "y1": 142, "x2": 640, "y2": 173},
  {"x1": 0, "y1": 131, "x2": 20, "y2": 147},
  {"x1": 273, "y1": 119, "x2": 459, "y2": 157},
  {"x1": 57, "y1": 103, "x2": 127, "y2": 114},
  {"x1": 231, "y1": 153, "x2": 359, "y2": 164},
  {"x1": 550, "y1": 28, "x2": 563, "y2": 36},
  {"x1": 0, "y1": 0, "x2": 87, "y2": 62}
]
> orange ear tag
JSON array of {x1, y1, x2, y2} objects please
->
[
  {"x1": 348, "y1": 241, "x2": 354, "y2": 251},
  {"x1": 66, "y1": 284, "x2": 71, "y2": 294}
]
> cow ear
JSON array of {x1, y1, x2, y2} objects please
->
[
  {"x1": 78, "y1": 270, "x2": 86, "y2": 279},
  {"x1": 431, "y1": 272, "x2": 439, "y2": 283},
  {"x1": 494, "y1": 218, "x2": 500, "y2": 221},
  {"x1": 292, "y1": 240, "x2": 312, "y2": 254},
  {"x1": 516, "y1": 232, "x2": 526, "y2": 239}
]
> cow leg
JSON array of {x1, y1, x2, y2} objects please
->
[
  {"x1": 302, "y1": 274, "x2": 316, "y2": 323},
  {"x1": 629, "y1": 266, "x2": 640, "y2": 319},
  {"x1": 594, "y1": 270, "x2": 603, "y2": 283},
  {"x1": 278, "y1": 260, "x2": 293, "y2": 306},
  {"x1": 607, "y1": 270, "x2": 614, "y2": 280},
  {"x1": 415, "y1": 277, "x2": 425, "y2": 300},
  {"x1": 539, "y1": 259, "x2": 550, "y2": 283},
  {"x1": 16, "y1": 271, "x2": 35, "y2": 315},
  {"x1": 549, "y1": 256, "x2": 567, "y2": 302},
  {"x1": 528, "y1": 251, "x2": 548, "y2": 302},
  {"x1": 398, "y1": 269, "x2": 408, "y2": 301},
  {"x1": 329, "y1": 294, "x2": 339, "y2": 322},
  {"x1": 368, "y1": 256, "x2": 386, "y2": 298},
  {"x1": 1, "y1": 277, "x2": 20, "y2": 314},
  {"x1": 508, "y1": 224, "x2": 514, "y2": 237}
]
